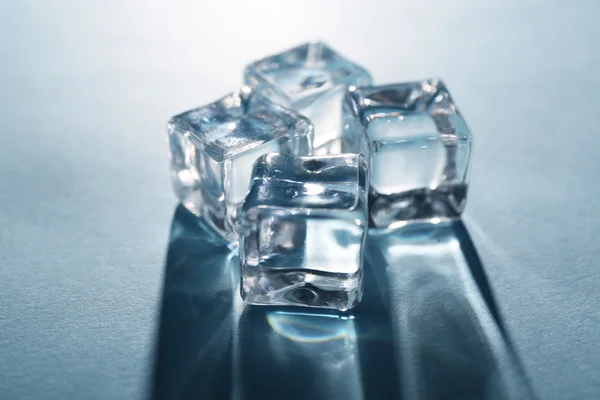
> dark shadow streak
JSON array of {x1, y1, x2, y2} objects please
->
[
  {"x1": 364, "y1": 220, "x2": 538, "y2": 400},
  {"x1": 150, "y1": 207, "x2": 536, "y2": 400},
  {"x1": 150, "y1": 206, "x2": 236, "y2": 400},
  {"x1": 239, "y1": 306, "x2": 365, "y2": 400},
  {"x1": 452, "y1": 220, "x2": 503, "y2": 334},
  {"x1": 454, "y1": 220, "x2": 537, "y2": 397}
]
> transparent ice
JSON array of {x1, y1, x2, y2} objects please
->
[
  {"x1": 343, "y1": 79, "x2": 472, "y2": 228},
  {"x1": 167, "y1": 87, "x2": 313, "y2": 242},
  {"x1": 245, "y1": 41, "x2": 372, "y2": 155},
  {"x1": 240, "y1": 153, "x2": 368, "y2": 311}
]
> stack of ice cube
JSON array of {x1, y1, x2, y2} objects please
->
[{"x1": 167, "y1": 42, "x2": 472, "y2": 311}]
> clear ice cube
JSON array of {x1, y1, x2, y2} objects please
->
[
  {"x1": 240, "y1": 153, "x2": 368, "y2": 311},
  {"x1": 342, "y1": 79, "x2": 473, "y2": 228},
  {"x1": 167, "y1": 87, "x2": 313, "y2": 242},
  {"x1": 244, "y1": 41, "x2": 372, "y2": 155}
]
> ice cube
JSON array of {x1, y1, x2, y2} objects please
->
[
  {"x1": 240, "y1": 153, "x2": 368, "y2": 311},
  {"x1": 167, "y1": 87, "x2": 313, "y2": 242},
  {"x1": 245, "y1": 42, "x2": 372, "y2": 154},
  {"x1": 343, "y1": 79, "x2": 473, "y2": 228}
]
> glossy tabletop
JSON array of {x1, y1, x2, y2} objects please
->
[{"x1": 1, "y1": 1, "x2": 599, "y2": 399}]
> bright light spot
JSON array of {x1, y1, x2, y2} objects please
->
[
  {"x1": 222, "y1": 96, "x2": 236, "y2": 108},
  {"x1": 266, "y1": 311, "x2": 356, "y2": 343},
  {"x1": 387, "y1": 221, "x2": 408, "y2": 231},
  {"x1": 431, "y1": 217, "x2": 441, "y2": 224},
  {"x1": 177, "y1": 169, "x2": 197, "y2": 185},
  {"x1": 363, "y1": 98, "x2": 372, "y2": 106},
  {"x1": 348, "y1": 85, "x2": 357, "y2": 92},
  {"x1": 266, "y1": 153, "x2": 278, "y2": 162},
  {"x1": 304, "y1": 183, "x2": 325, "y2": 196},
  {"x1": 241, "y1": 86, "x2": 252, "y2": 94},
  {"x1": 227, "y1": 122, "x2": 237, "y2": 130},
  {"x1": 422, "y1": 82, "x2": 434, "y2": 92}
]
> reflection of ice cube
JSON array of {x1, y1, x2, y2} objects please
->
[
  {"x1": 239, "y1": 308, "x2": 363, "y2": 400},
  {"x1": 167, "y1": 87, "x2": 313, "y2": 242},
  {"x1": 343, "y1": 80, "x2": 472, "y2": 227},
  {"x1": 240, "y1": 153, "x2": 368, "y2": 311},
  {"x1": 245, "y1": 42, "x2": 372, "y2": 154}
]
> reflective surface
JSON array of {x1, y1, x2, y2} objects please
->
[
  {"x1": 152, "y1": 207, "x2": 536, "y2": 399},
  {"x1": 366, "y1": 223, "x2": 534, "y2": 399},
  {"x1": 2, "y1": 1, "x2": 599, "y2": 399}
]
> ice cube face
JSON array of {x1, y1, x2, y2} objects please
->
[
  {"x1": 342, "y1": 79, "x2": 473, "y2": 228},
  {"x1": 240, "y1": 153, "x2": 368, "y2": 311},
  {"x1": 167, "y1": 87, "x2": 313, "y2": 242},
  {"x1": 244, "y1": 42, "x2": 372, "y2": 155}
]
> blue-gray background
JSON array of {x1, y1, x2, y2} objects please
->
[{"x1": 1, "y1": 1, "x2": 599, "y2": 399}]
